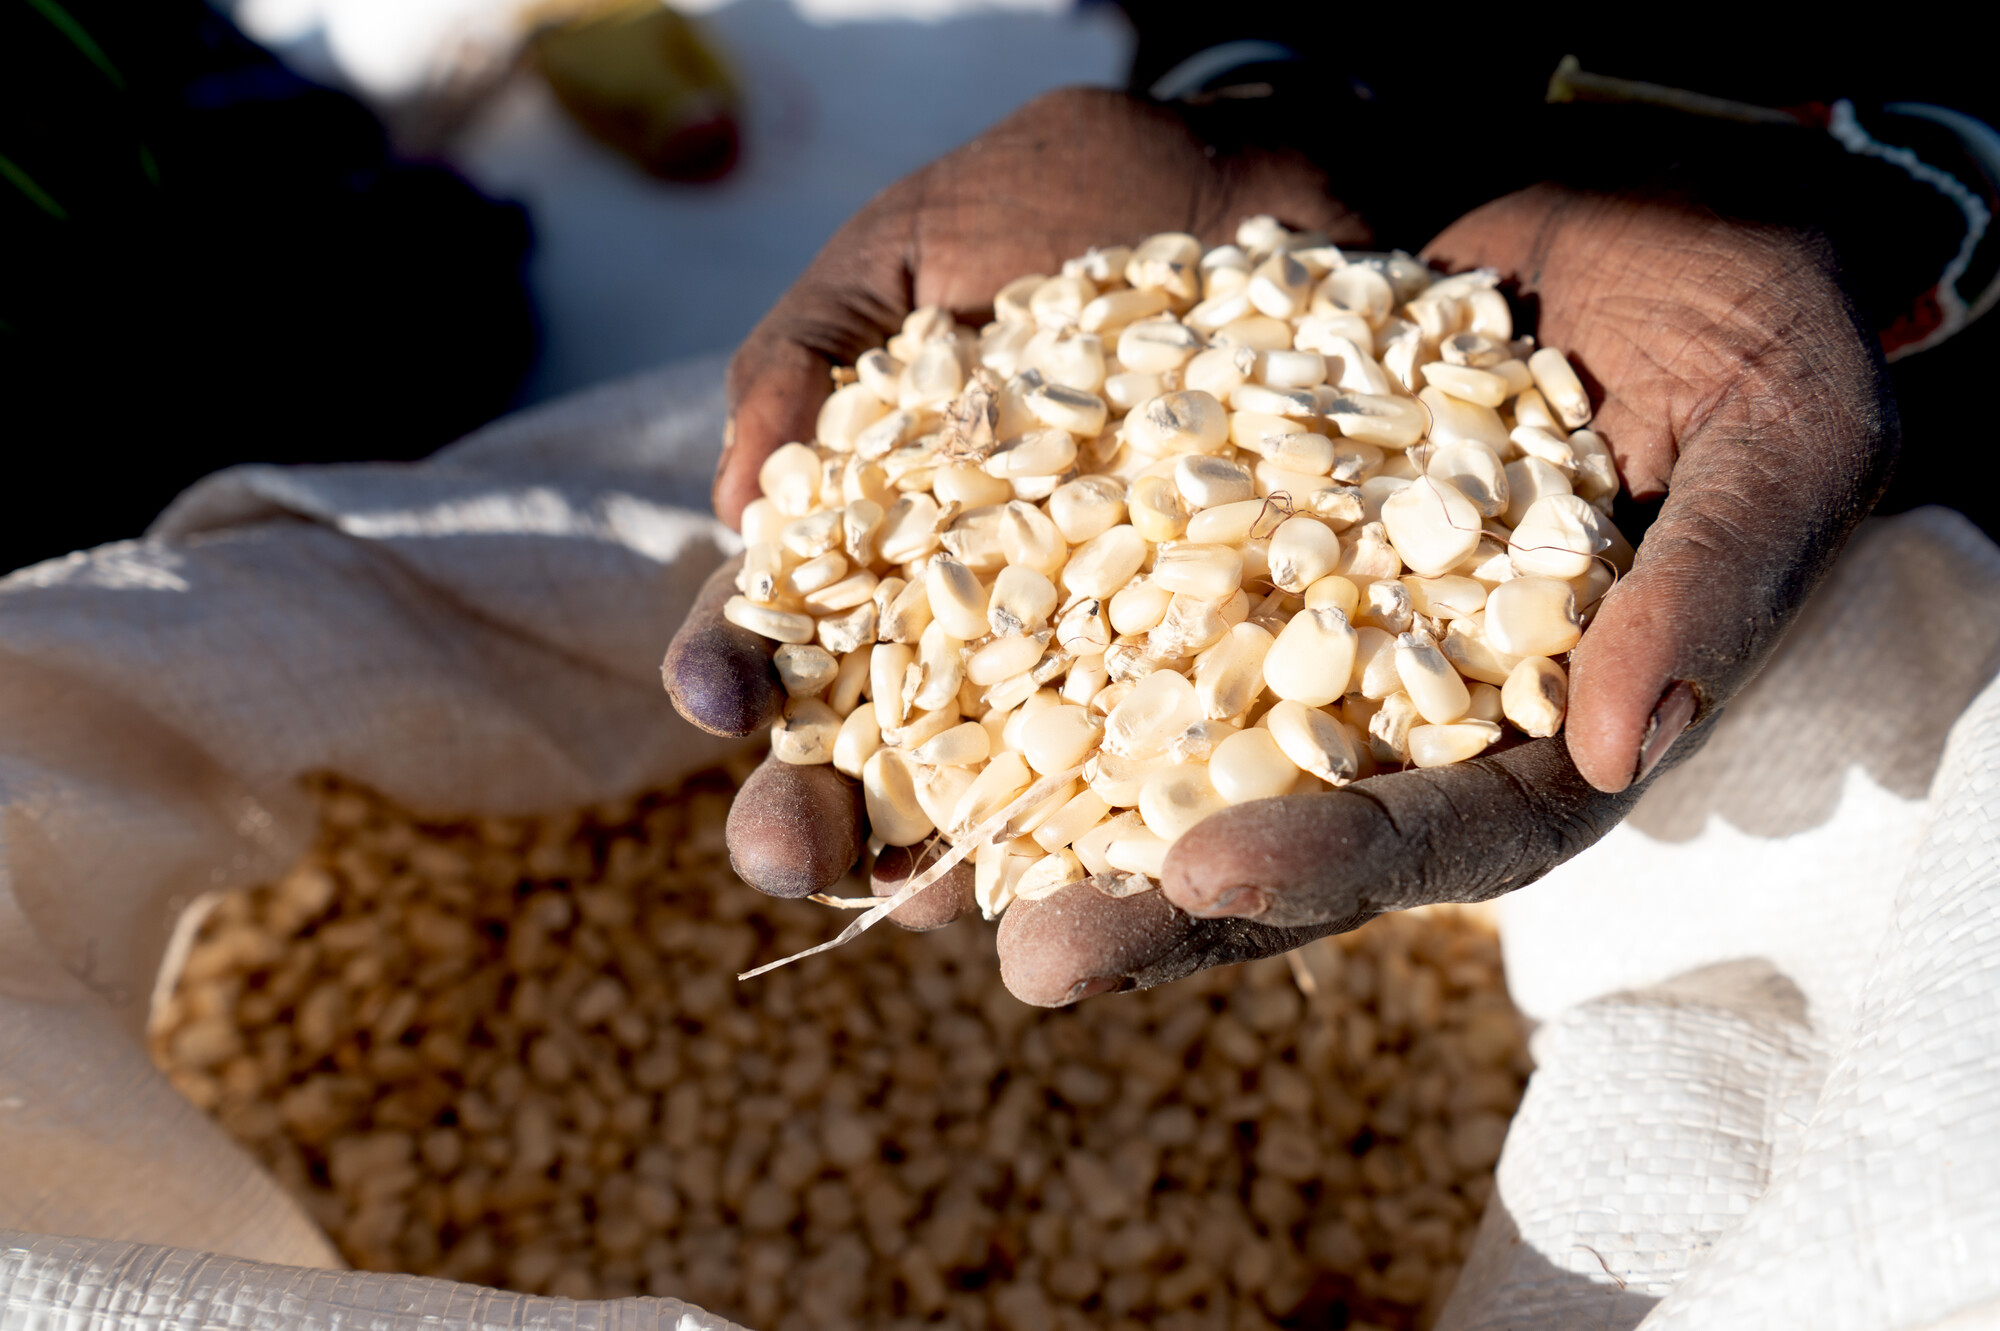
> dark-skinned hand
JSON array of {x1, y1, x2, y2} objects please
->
[{"x1": 668, "y1": 104, "x2": 1896, "y2": 1002}]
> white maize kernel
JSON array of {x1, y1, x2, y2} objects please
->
[
  {"x1": 1208, "y1": 727, "x2": 1295, "y2": 804},
  {"x1": 862, "y1": 748, "x2": 934, "y2": 846},
  {"x1": 1339, "y1": 521, "x2": 1404, "y2": 582},
  {"x1": 1425, "y1": 441, "x2": 1509, "y2": 519},
  {"x1": 759, "y1": 443, "x2": 823, "y2": 517},
  {"x1": 987, "y1": 564, "x2": 1058, "y2": 636},
  {"x1": 1048, "y1": 476, "x2": 1126, "y2": 543},
  {"x1": 1408, "y1": 720, "x2": 1501, "y2": 767},
  {"x1": 1151, "y1": 542, "x2": 1244, "y2": 598},
  {"x1": 1484, "y1": 577, "x2": 1583, "y2": 657},
  {"x1": 1229, "y1": 382, "x2": 1318, "y2": 418},
  {"x1": 1185, "y1": 291, "x2": 1252, "y2": 334},
  {"x1": 1103, "y1": 668, "x2": 1202, "y2": 760},
  {"x1": 740, "y1": 496, "x2": 785, "y2": 547},
  {"x1": 1020, "y1": 704, "x2": 1103, "y2": 775},
  {"x1": 829, "y1": 646, "x2": 870, "y2": 713},
  {"x1": 1502, "y1": 656, "x2": 1568, "y2": 737},
  {"x1": 773, "y1": 643, "x2": 840, "y2": 699},
  {"x1": 985, "y1": 428, "x2": 1080, "y2": 479},
  {"x1": 967, "y1": 632, "x2": 1048, "y2": 686},
  {"x1": 1368, "y1": 690, "x2": 1420, "y2": 762},
  {"x1": 1062, "y1": 655, "x2": 1109, "y2": 706},
  {"x1": 1268, "y1": 516, "x2": 1344, "y2": 593},
  {"x1": 1248, "y1": 252, "x2": 1312, "y2": 319},
  {"x1": 1175, "y1": 455, "x2": 1256, "y2": 509},
  {"x1": 870, "y1": 642, "x2": 916, "y2": 729},
  {"x1": 1509, "y1": 494, "x2": 1612, "y2": 579},
  {"x1": 1109, "y1": 577, "x2": 1173, "y2": 634},
  {"x1": 1080, "y1": 286, "x2": 1172, "y2": 334},
  {"x1": 880, "y1": 578, "x2": 932, "y2": 643},
  {"x1": 1395, "y1": 632, "x2": 1472, "y2": 724},
  {"x1": 1212, "y1": 314, "x2": 1293, "y2": 351},
  {"x1": 1183, "y1": 344, "x2": 1256, "y2": 399},
  {"x1": 1440, "y1": 613, "x2": 1525, "y2": 686},
  {"x1": 832, "y1": 704, "x2": 880, "y2": 778},
  {"x1": 1193, "y1": 622, "x2": 1273, "y2": 720},
  {"x1": 1016, "y1": 850, "x2": 1086, "y2": 899},
  {"x1": 926, "y1": 558, "x2": 990, "y2": 640},
  {"x1": 819, "y1": 381, "x2": 892, "y2": 450},
  {"x1": 1381, "y1": 478, "x2": 1483, "y2": 578},
  {"x1": 1322, "y1": 392, "x2": 1427, "y2": 450},
  {"x1": 1257, "y1": 348, "x2": 1328, "y2": 390},
  {"x1": 1117, "y1": 318, "x2": 1204, "y2": 374},
  {"x1": 1303, "y1": 574, "x2": 1361, "y2": 618},
  {"x1": 1400, "y1": 574, "x2": 1486, "y2": 621},
  {"x1": 1127, "y1": 391, "x2": 1229, "y2": 455},
  {"x1": 1128, "y1": 474, "x2": 1191, "y2": 542},
  {"x1": 1417, "y1": 386, "x2": 1510, "y2": 455},
  {"x1": 1264, "y1": 607, "x2": 1358, "y2": 706},
  {"x1": 724, "y1": 595, "x2": 815, "y2": 644},
  {"x1": 1186, "y1": 497, "x2": 1284, "y2": 545},
  {"x1": 1030, "y1": 274, "x2": 1096, "y2": 329},
  {"x1": 1024, "y1": 381, "x2": 1108, "y2": 437},
  {"x1": 802, "y1": 570, "x2": 878, "y2": 615},
  {"x1": 1465, "y1": 680, "x2": 1505, "y2": 725},
  {"x1": 1353, "y1": 626, "x2": 1401, "y2": 699},
  {"x1": 1246, "y1": 429, "x2": 1337, "y2": 478},
  {"x1": 1105, "y1": 826, "x2": 1170, "y2": 878},
  {"x1": 1418, "y1": 361, "x2": 1509, "y2": 408},
  {"x1": 1139, "y1": 763, "x2": 1228, "y2": 840},
  {"x1": 1103, "y1": 370, "x2": 1165, "y2": 414},
  {"x1": 911, "y1": 619, "x2": 963, "y2": 712},
  {"x1": 771, "y1": 699, "x2": 840, "y2": 765},
  {"x1": 910, "y1": 721, "x2": 991, "y2": 767},
  {"x1": 1033, "y1": 788, "x2": 1112, "y2": 853},
  {"x1": 1527, "y1": 347, "x2": 1592, "y2": 427},
  {"x1": 1266, "y1": 699, "x2": 1361, "y2": 786},
  {"x1": 1071, "y1": 810, "x2": 1142, "y2": 874},
  {"x1": 950, "y1": 751, "x2": 1035, "y2": 835},
  {"x1": 1502, "y1": 456, "x2": 1573, "y2": 528},
  {"x1": 1315, "y1": 266, "x2": 1394, "y2": 327}
]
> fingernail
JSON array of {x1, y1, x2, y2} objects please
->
[
  {"x1": 1199, "y1": 885, "x2": 1270, "y2": 919},
  {"x1": 1063, "y1": 977, "x2": 1120, "y2": 1004},
  {"x1": 1636, "y1": 680, "x2": 1699, "y2": 784}
]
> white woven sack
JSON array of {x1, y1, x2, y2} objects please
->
[
  {"x1": 4, "y1": 353, "x2": 1999, "y2": 1329},
  {"x1": 1440, "y1": 507, "x2": 2000, "y2": 1330}
]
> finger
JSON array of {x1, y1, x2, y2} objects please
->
[
  {"x1": 661, "y1": 554, "x2": 784, "y2": 738},
  {"x1": 996, "y1": 879, "x2": 1330, "y2": 1007},
  {"x1": 1426, "y1": 188, "x2": 1894, "y2": 792},
  {"x1": 1160, "y1": 733, "x2": 1663, "y2": 928},
  {"x1": 716, "y1": 199, "x2": 914, "y2": 527},
  {"x1": 725, "y1": 753, "x2": 866, "y2": 899},
  {"x1": 870, "y1": 840, "x2": 977, "y2": 932}
]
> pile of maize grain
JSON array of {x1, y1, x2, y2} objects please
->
[
  {"x1": 726, "y1": 215, "x2": 1627, "y2": 916},
  {"x1": 151, "y1": 764, "x2": 1529, "y2": 1331}
]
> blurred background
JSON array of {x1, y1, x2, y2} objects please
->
[{"x1": 2, "y1": 0, "x2": 1131, "y2": 573}]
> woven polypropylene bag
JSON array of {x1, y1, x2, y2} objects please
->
[{"x1": 5, "y1": 354, "x2": 1999, "y2": 1329}]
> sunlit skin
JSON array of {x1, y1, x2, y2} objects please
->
[{"x1": 666, "y1": 89, "x2": 1897, "y2": 1005}]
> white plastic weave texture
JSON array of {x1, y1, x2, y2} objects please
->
[{"x1": 0, "y1": 1232, "x2": 745, "y2": 1331}]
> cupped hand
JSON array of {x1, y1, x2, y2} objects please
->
[
  {"x1": 713, "y1": 86, "x2": 1367, "y2": 526},
  {"x1": 1156, "y1": 181, "x2": 1898, "y2": 949},
  {"x1": 668, "y1": 84, "x2": 1367, "y2": 920}
]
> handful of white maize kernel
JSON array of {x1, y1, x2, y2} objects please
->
[{"x1": 731, "y1": 217, "x2": 1632, "y2": 918}]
